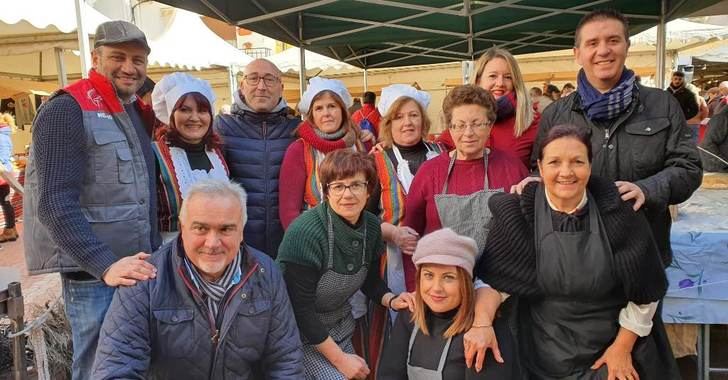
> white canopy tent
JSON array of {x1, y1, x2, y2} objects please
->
[
  {"x1": 148, "y1": 9, "x2": 253, "y2": 70},
  {"x1": 0, "y1": 0, "x2": 252, "y2": 99},
  {"x1": 631, "y1": 18, "x2": 728, "y2": 46},
  {"x1": 267, "y1": 47, "x2": 354, "y2": 73}
]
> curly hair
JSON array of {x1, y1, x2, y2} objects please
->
[{"x1": 442, "y1": 85, "x2": 496, "y2": 128}]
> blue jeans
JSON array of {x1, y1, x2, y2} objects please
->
[{"x1": 61, "y1": 275, "x2": 115, "y2": 380}]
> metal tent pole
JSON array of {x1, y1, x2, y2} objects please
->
[
  {"x1": 74, "y1": 0, "x2": 92, "y2": 78},
  {"x1": 655, "y1": 0, "x2": 667, "y2": 88}
]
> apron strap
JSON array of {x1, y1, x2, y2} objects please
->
[
  {"x1": 436, "y1": 336, "x2": 454, "y2": 373},
  {"x1": 406, "y1": 323, "x2": 454, "y2": 375},
  {"x1": 406, "y1": 323, "x2": 419, "y2": 365},
  {"x1": 441, "y1": 151, "x2": 489, "y2": 194}
]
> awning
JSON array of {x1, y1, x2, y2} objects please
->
[
  {"x1": 267, "y1": 47, "x2": 355, "y2": 73},
  {"x1": 0, "y1": 0, "x2": 108, "y2": 55},
  {"x1": 631, "y1": 19, "x2": 728, "y2": 46},
  {"x1": 154, "y1": 0, "x2": 723, "y2": 68},
  {"x1": 148, "y1": 9, "x2": 253, "y2": 70}
]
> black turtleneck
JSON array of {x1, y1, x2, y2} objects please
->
[
  {"x1": 378, "y1": 309, "x2": 502, "y2": 380},
  {"x1": 386, "y1": 140, "x2": 430, "y2": 175},
  {"x1": 172, "y1": 140, "x2": 212, "y2": 172}
]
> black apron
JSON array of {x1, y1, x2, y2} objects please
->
[{"x1": 520, "y1": 186, "x2": 678, "y2": 380}]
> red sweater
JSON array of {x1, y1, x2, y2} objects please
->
[
  {"x1": 436, "y1": 113, "x2": 540, "y2": 168},
  {"x1": 401, "y1": 150, "x2": 528, "y2": 290}
]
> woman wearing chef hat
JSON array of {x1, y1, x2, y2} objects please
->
[{"x1": 151, "y1": 72, "x2": 229, "y2": 242}]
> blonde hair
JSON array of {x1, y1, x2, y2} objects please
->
[
  {"x1": 0, "y1": 113, "x2": 15, "y2": 128},
  {"x1": 411, "y1": 265, "x2": 475, "y2": 338},
  {"x1": 471, "y1": 47, "x2": 534, "y2": 137},
  {"x1": 378, "y1": 96, "x2": 431, "y2": 149}
]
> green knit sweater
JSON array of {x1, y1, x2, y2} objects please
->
[{"x1": 277, "y1": 202, "x2": 385, "y2": 275}]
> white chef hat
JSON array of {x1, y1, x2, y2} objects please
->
[
  {"x1": 152, "y1": 72, "x2": 216, "y2": 125},
  {"x1": 377, "y1": 84, "x2": 431, "y2": 116},
  {"x1": 298, "y1": 77, "x2": 352, "y2": 116}
]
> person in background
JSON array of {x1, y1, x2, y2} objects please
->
[
  {"x1": 279, "y1": 77, "x2": 369, "y2": 229},
  {"x1": 352, "y1": 91, "x2": 382, "y2": 138},
  {"x1": 545, "y1": 84, "x2": 561, "y2": 101},
  {"x1": 277, "y1": 150, "x2": 413, "y2": 380},
  {"x1": 561, "y1": 82, "x2": 576, "y2": 97},
  {"x1": 0, "y1": 113, "x2": 18, "y2": 242},
  {"x1": 667, "y1": 71, "x2": 699, "y2": 121},
  {"x1": 151, "y1": 72, "x2": 229, "y2": 242},
  {"x1": 93, "y1": 179, "x2": 304, "y2": 379},
  {"x1": 716, "y1": 81, "x2": 728, "y2": 115},
  {"x1": 529, "y1": 87, "x2": 552, "y2": 114},
  {"x1": 700, "y1": 107, "x2": 728, "y2": 172},
  {"x1": 349, "y1": 97, "x2": 363, "y2": 114},
  {"x1": 24, "y1": 20, "x2": 160, "y2": 379},
  {"x1": 707, "y1": 87, "x2": 721, "y2": 117},
  {"x1": 378, "y1": 228, "x2": 519, "y2": 380},
  {"x1": 136, "y1": 77, "x2": 155, "y2": 105},
  {"x1": 479, "y1": 124, "x2": 678, "y2": 379},
  {"x1": 439, "y1": 48, "x2": 540, "y2": 167}
]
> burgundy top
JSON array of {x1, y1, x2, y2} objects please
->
[{"x1": 401, "y1": 149, "x2": 528, "y2": 290}]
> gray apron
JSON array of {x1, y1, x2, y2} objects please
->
[
  {"x1": 522, "y1": 186, "x2": 623, "y2": 379},
  {"x1": 406, "y1": 325, "x2": 453, "y2": 380},
  {"x1": 434, "y1": 152, "x2": 502, "y2": 253},
  {"x1": 302, "y1": 208, "x2": 369, "y2": 379}
]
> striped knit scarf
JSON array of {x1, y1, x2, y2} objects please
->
[
  {"x1": 183, "y1": 249, "x2": 242, "y2": 318},
  {"x1": 577, "y1": 67, "x2": 636, "y2": 121}
]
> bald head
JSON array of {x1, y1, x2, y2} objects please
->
[
  {"x1": 720, "y1": 81, "x2": 728, "y2": 96},
  {"x1": 241, "y1": 58, "x2": 284, "y2": 112}
]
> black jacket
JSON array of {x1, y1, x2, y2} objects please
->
[
  {"x1": 531, "y1": 84, "x2": 702, "y2": 266},
  {"x1": 478, "y1": 176, "x2": 668, "y2": 304},
  {"x1": 667, "y1": 85, "x2": 699, "y2": 120},
  {"x1": 700, "y1": 107, "x2": 728, "y2": 172}
]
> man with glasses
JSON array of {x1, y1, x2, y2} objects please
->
[{"x1": 215, "y1": 59, "x2": 317, "y2": 257}]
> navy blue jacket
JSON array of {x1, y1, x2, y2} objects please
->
[
  {"x1": 92, "y1": 240, "x2": 304, "y2": 379},
  {"x1": 214, "y1": 97, "x2": 299, "y2": 257}
]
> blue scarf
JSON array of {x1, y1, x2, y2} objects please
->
[
  {"x1": 577, "y1": 68, "x2": 636, "y2": 121},
  {"x1": 496, "y1": 92, "x2": 516, "y2": 121}
]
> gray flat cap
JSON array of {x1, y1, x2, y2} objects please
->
[{"x1": 94, "y1": 20, "x2": 150, "y2": 53}]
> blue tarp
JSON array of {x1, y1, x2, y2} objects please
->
[{"x1": 663, "y1": 188, "x2": 728, "y2": 324}]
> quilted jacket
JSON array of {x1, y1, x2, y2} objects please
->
[{"x1": 92, "y1": 239, "x2": 304, "y2": 379}]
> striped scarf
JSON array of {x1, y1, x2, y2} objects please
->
[
  {"x1": 577, "y1": 67, "x2": 636, "y2": 121},
  {"x1": 183, "y1": 249, "x2": 242, "y2": 318}
]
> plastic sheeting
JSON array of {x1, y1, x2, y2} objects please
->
[{"x1": 663, "y1": 188, "x2": 728, "y2": 324}]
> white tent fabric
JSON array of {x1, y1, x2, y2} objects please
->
[
  {"x1": 267, "y1": 47, "x2": 355, "y2": 73},
  {"x1": 0, "y1": 0, "x2": 109, "y2": 55},
  {"x1": 148, "y1": 9, "x2": 252, "y2": 70},
  {"x1": 694, "y1": 45, "x2": 728, "y2": 63},
  {"x1": 1, "y1": 2, "x2": 252, "y2": 81},
  {"x1": 631, "y1": 19, "x2": 728, "y2": 45}
]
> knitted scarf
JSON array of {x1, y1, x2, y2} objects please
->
[
  {"x1": 577, "y1": 67, "x2": 636, "y2": 121},
  {"x1": 496, "y1": 92, "x2": 516, "y2": 122},
  {"x1": 183, "y1": 247, "x2": 242, "y2": 318},
  {"x1": 297, "y1": 120, "x2": 357, "y2": 152}
]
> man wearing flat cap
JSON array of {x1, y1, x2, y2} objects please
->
[{"x1": 24, "y1": 20, "x2": 160, "y2": 379}]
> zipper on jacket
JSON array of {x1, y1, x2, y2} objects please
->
[
  {"x1": 177, "y1": 266, "x2": 219, "y2": 345},
  {"x1": 262, "y1": 120, "x2": 269, "y2": 253}
]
